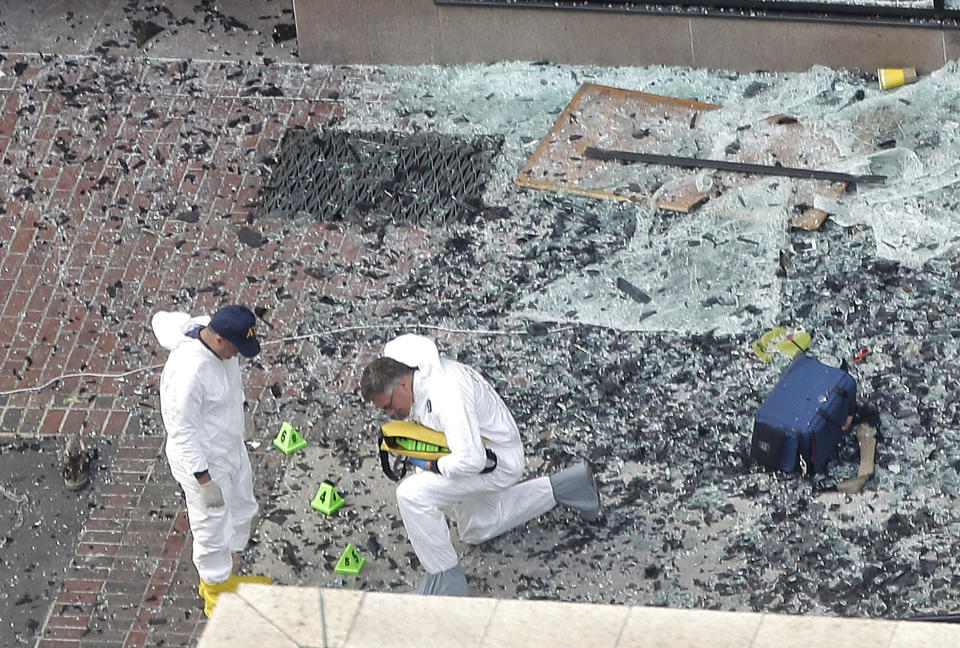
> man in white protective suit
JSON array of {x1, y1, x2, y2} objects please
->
[
  {"x1": 360, "y1": 333, "x2": 601, "y2": 596},
  {"x1": 152, "y1": 304, "x2": 271, "y2": 617}
]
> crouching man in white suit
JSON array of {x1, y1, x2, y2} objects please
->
[{"x1": 360, "y1": 334, "x2": 600, "y2": 596}]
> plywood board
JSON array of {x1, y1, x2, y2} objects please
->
[
  {"x1": 517, "y1": 83, "x2": 849, "y2": 215},
  {"x1": 516, "y1": 83, "x2": 720, "y2": 209}
]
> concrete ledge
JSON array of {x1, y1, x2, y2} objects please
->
[
  {"x1": 293, "y1": 0, "x2": 955, "y2": 72},
  {"x1": 197, "y1": 584, "x2": 960, "y2": 648}
]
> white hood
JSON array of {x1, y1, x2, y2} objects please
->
[
  {"x1": 383, "y1": 334, "x2": 442, "y2": 377},
  {"x1": 151, "y1": 311, "x2": 210, "y2": 351}
]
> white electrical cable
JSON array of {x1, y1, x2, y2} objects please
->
[
  {"x1": 0, "y1": 323, "x2": 575, "y2": 397},
  {"x1": 419, "y1": 324, "x2": 575, "y2": 336},
  {"x1": 261, "y1": 323, "x2": 398, "y2": 344},
  {"x1": 267, "y1": 323, "x2": 575, "y2": 344},
  {"x1": 0, "y1": 365, "x2": 165, "y2": 396}
]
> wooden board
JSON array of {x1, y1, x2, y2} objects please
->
[
  {"x1": 515, "y1": 83, "x2": 720, "y2": 209},
  {"x1": 517, "y1": 83, "x2": 850, "y2": 216}
]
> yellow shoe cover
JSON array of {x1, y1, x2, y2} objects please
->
[{"x1": 199, "y1": 573, "x2": 273, "y2": 617}]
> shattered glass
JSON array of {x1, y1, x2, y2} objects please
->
[
  {"x1": 0, "y1": 440, "x2": 108, "y2": 644},
  {"x1": 237, "y1": 61, "x2": 960, "y2": 618},
  {"x1": 10, "y1": 45, "x2": 960, "y2": 626},
  {"x1": 322, "y1": 63, "x2": 960, "y2": 335},
  {"x1": 513, "y1": 182, "x2": 788, "y2": 334}
]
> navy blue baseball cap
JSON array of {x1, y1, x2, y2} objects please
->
[{"x1": 208, "y1": 305, "x2": 261, "y2": 358}]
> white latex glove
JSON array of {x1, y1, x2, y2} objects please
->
[{"x1": 199, "y1": 480, "x2": 225, "y2": 508}]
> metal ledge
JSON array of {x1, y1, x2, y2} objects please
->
[{"x1": 435, "y1": 0, "x2": 960, "y2": 28}]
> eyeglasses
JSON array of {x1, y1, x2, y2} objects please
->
[
  {"x1": 385, "y1": 384, "x2": 399, "y2": 413},
  {"x1": 380, "y1": 381, "x2": 407, "y2": 419}
]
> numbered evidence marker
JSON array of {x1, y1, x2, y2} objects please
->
[
  {"x1": 334, "y1": 543, "x2": 365, "y2": 575},
  {"x1": 310, "y1": 480, "x2": 345, "y2": 515},
  {"x1": 273, "y1": 421, "x2": 307, "y2": 454}
]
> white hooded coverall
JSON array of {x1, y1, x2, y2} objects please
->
[
  {"x1": 152, "y1": 311, "x2": 258, "y2": 584},
  {"x1": 383, "y1": 334, "x2": 558, "y2": 574}
]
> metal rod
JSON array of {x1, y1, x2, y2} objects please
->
[{"x1": 584, "y1": 147, "x2": 887, "y2": 184}]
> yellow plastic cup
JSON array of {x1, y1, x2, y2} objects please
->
[{"x1": 878, "y1": 67, "x2": 917, "y2": 90}]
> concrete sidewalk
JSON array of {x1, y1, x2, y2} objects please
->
[{"x1": 197, "y1": 585, "x2": 960, "y2": 648}]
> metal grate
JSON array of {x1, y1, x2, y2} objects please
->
[{"x1": 254, "y1": 129, "x2": 504, "y2": 225}]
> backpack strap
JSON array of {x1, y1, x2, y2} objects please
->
[
  {"x1": 379, "y1": 430, "x2": 408, "y2": 482},
  {"x1": 481, "y1": 448, "x2": 497, "y2": 474},
  {"x1": 833, "y1": 424, "x2": 877, "y2": 494}
]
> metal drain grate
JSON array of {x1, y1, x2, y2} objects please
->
[{"x1": 254, "y1": 129, "x2": 504, "y2": 225}]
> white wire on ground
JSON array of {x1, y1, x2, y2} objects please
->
[
  {"x1": 268, "y1": 323, "x2": 576, "y2": 344},
  {"x1": 0, "y1": 323, "x2": 576, "y2": 397},
  {"x1": 0, "y1": 365, "x2": 165, "y2": 397},
  {"x1": 0, "y1": 484, "x2": 28, "y2": 533},
  {"x1": 0, "y1": 483, "x2": 27, "y2": 504}
]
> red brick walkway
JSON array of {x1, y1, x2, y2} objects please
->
[{"x1": 0, "y1": 53, "x2": 398, "y2": 647}]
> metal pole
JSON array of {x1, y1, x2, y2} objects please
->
[{"x1": 584, "y1": 147, "x2": 887, "y2": 185}]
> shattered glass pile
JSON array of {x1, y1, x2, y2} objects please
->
[
  {"x1": 248, "y1": 61, "x2": 960, "y2": 619},
  {"x1": 322, "y1": 63, "x2": 960, "y2": 335}
]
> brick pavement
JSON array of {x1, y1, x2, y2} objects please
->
[{"x1": 0, "y1": 53, "x2": 394, "y2": 647}]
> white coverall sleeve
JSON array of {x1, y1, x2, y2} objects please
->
[
  {"x1": 431, "y1": 382, "x2": 488, "y2": 478},
  {"x1": 163, "y1": 365, "x2": 211, "y2": 476}
]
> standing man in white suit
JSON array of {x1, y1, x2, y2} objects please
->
[
  {"x1": 152, "y1": 304, "x2": 271, "y2": 617},
  {"x1": 360, "y1": 333, "x2": 600, "y2": 596}
]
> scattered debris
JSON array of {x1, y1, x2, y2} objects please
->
[
  {"x1": 791, "y1": 205, "x2": 830, "y2": 231},
  {"x1": 514, "y1": 83, "x2": 880, "y2": 225},
  {"x1": 878, "y1": 67, "x2": 917, "y2": 91},
  {"x1": 61, "y1": 437, "x2": 92, "y2": 491},
  {"x1": 616, "y1": 277, "x2": 651, "y2": 304},
  {"x1": 272, "y1": 23, "x2": 296, "y2": 44},
  {"x1": 175, "y1": 210, "x2": 201, "y2": 223},
  {"x1": 237, "y1": 226, "x2": 265, "y2": 248},
  {"x1": 2, "y1": 440, "x2": 101, "y2": 644},
  {"x1": 0, "y1": 483, "x2": 28, "y2": 531},
  {"x1": 850, "y1": 346, "x2": 871, "y2": 363},
  {"x1": 133, "y1": 20, "x2": 164, "y2": 48},
  {"x1": 752, "y1": 327, "x2": 810, "y2": 362},
  {"x1": 4, "y1": 40, "x2": 960, "y2": 632}
]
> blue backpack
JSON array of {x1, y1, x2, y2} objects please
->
[{"x1": 751, "y1": 354, "x2": 857, "y2": 476}]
